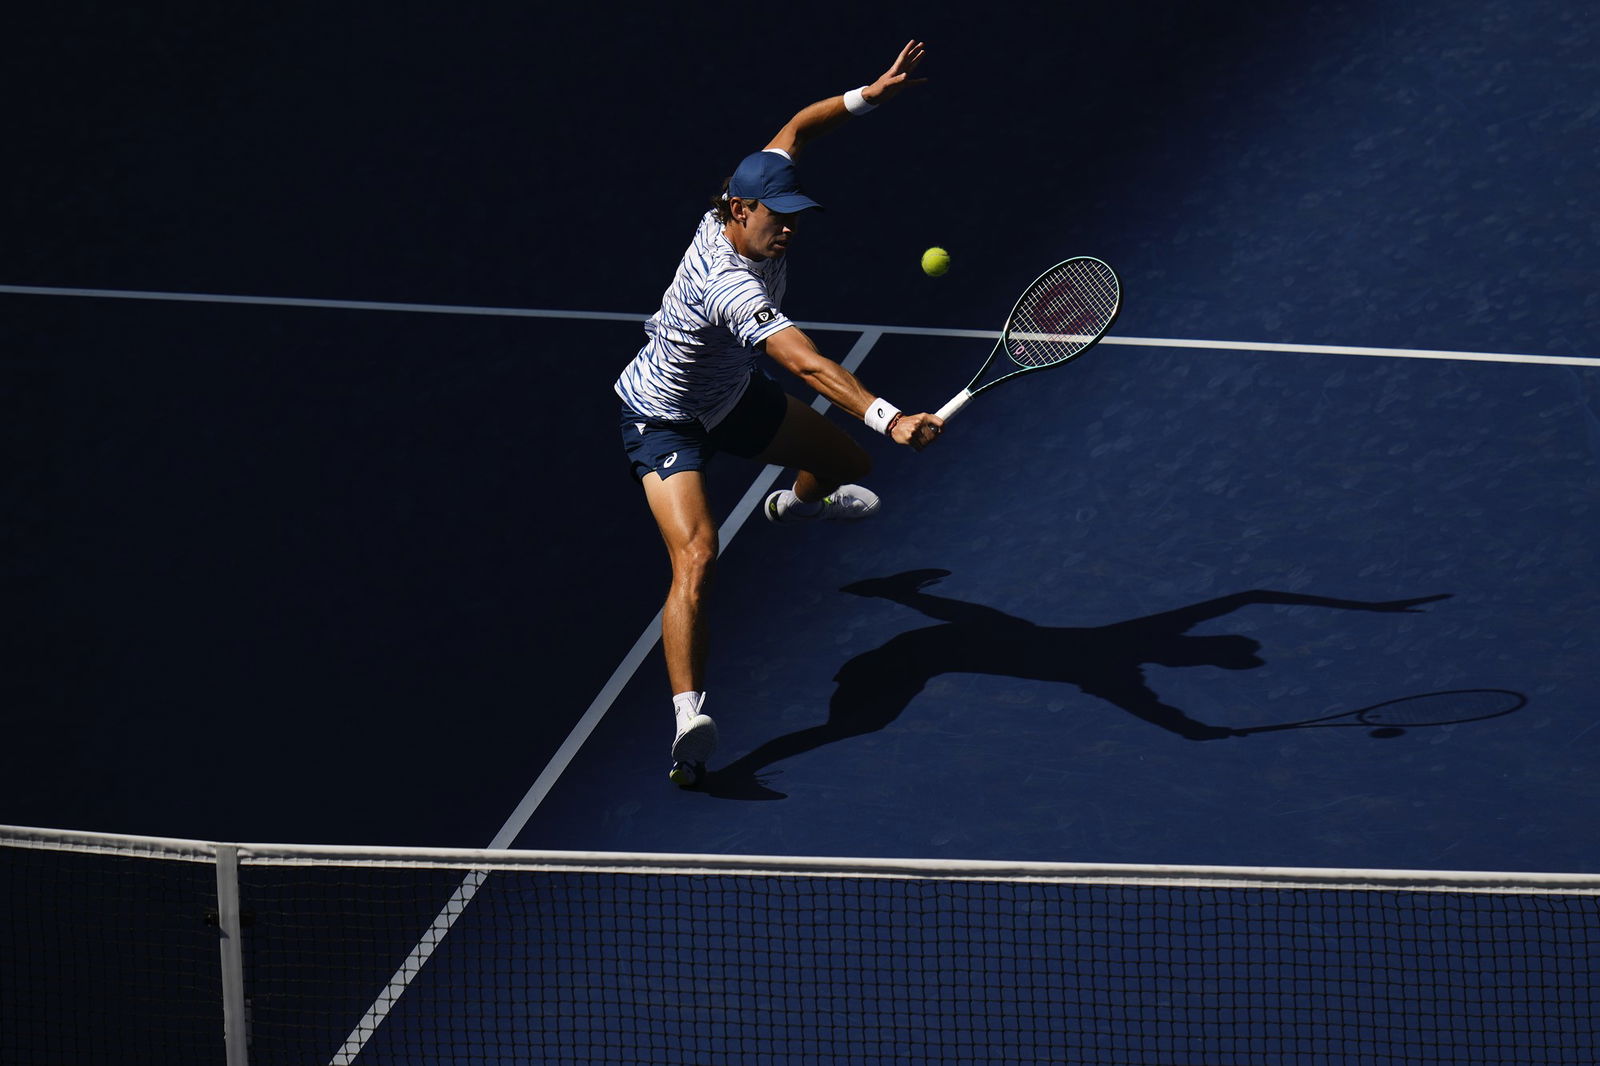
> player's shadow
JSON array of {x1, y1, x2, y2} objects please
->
[{"x1": 699, "y1": 572, "x2": 1451, "y2": 800}]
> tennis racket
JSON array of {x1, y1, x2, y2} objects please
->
[
  {"x1": 1235, "y1": 688, "x2": 1526, "y2": 738},
  {"x1": 935, "y1": 256, "x2": 1121, "y2": 422}
]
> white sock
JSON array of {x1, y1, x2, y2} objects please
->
[
  {"x1": 779, "y1": 490, "x2": 823, "y2": 517},
  {"x1": 673, "y1": 691, "x2": 705, "y2": 723}
]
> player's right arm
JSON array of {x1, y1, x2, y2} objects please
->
[
  {"x1": 763, "y1": 326, "x2": 942, "y2": 450},
  {"x1": 764, "y1": 39, "x2": 927, "y2": 159}
]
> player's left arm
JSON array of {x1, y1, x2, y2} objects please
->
[
  {"x1": 764, "y1": 39, "x2": 927, "y2": 159},
  {"x1": 763, "y1": 325, "x2": 942, "y2": 449}
]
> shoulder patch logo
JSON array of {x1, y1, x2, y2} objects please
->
[{"x1": 754, "y1": 307, "x2": 776, "y2": 325}]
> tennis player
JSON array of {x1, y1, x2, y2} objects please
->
[{"x1": 615, "y1": 40, "x2": 943, "y2": 787}]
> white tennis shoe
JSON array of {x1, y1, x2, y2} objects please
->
[
  {"x1": 671, "y1": 699, "x2": 718, "y2": 766},
  {"x1": 764, "y1": 485, "x2": 881, "y2": 523}
]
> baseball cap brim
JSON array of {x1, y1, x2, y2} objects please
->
[{"x1": 757, "y1": 191, "x2": 824, "y2": 214}]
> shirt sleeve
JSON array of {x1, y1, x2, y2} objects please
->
[{"x1": 705, "y1": 273, "x2": 791, "y2": 348}]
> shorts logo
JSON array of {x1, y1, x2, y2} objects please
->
[
  {"x1": 754, "y1": 307, "x2": 776, "y2": 325},
  {"x1": 662, "y1": 452, "x2": 679, "y2": 469}
]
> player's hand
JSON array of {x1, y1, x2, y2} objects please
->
[
  {"x1": 865, "y1": 40, "x2": 928, "y2": 106},
  {"x1": 892, "y1": 412, "x2": 943, "y2": 451}
]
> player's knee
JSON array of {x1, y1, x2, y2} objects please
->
[{"x1": 671, "y1": 536, "x2": 718, "y2": 587}]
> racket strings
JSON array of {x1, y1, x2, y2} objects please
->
[{"x1": 1007, "y1": 259, "x2": 1120, "y2": 369}]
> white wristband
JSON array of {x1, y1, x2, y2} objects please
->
[
  {"x1": 864, "y1": 398, "x2": 901, "y2": 435},
  {"x1": 843, "y1": 86, "x2": 877, "y2": 115}
]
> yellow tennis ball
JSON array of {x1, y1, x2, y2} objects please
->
[{"x1": 921, "y1": 246, "x2": 951, "y2": 277}]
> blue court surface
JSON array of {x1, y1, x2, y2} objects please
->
[{"x1": 6, "y1": 0, "x2": 1599, "y2": 879}]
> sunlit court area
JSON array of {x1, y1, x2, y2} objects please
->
[{"x1": 4, "y1": 2, "x2": 1597, "y2": 1062}]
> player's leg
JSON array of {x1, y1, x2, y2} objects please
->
[
  {"x1": 622, "y1": 397, "x2": 721, "y2": 786},
  {"x1": 755, "y1": 394, "x2": 868, "y2": 499},
  {"x1": 755, "y1": 395, "x2": 880, "y2": 521},
  {"x1": 641, "y1": 469, "x2": 717, "y2": 694},
  {"x1": 640, "y1": 469, "x2": 721, "y2": 780}
]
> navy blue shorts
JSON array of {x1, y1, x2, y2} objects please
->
[{"x1": 620, "y1": 369, "x2": 790, "y2": 481}]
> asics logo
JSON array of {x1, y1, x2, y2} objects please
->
[{"x1": 662, "y1": 452, "x2": 678, "y2": 468}]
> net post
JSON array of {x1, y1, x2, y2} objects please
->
[{"x1": 215, "y1": 844, "x2": 251, "y2": 1066}]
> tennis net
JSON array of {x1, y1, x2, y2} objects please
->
[{"x1": 3, "y1": 823, "x2": 1597, "y2": 1064}]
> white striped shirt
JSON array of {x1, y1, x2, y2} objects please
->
[{"x1": 615, "y1": 207, "x2": 792, "y2": 427}]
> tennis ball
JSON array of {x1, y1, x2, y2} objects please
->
[{"x1": 920, "y1": 246, "x2": 950, "y2": 277}]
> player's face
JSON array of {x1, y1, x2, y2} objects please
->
[{"x1": 730, "y1": 200, "x2": 799, "y2": 260}]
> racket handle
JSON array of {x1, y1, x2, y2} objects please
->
[{"x1": 934, "y1": 389, "x2": 972, "y2": 422}]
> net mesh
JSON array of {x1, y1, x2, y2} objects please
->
[
  {"x1": 0, "y1": 839, "x2": 224, "y2": 1066},
  {"x1": 1006, "y1": 257, "x2": 1121, "y2": 368},
  {"x1": 4, "y1": 827, "x2": 1598, "y2": 1065}
]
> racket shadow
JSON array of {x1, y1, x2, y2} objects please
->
[{"x1": 699, "y1": 575, "x2": 1463, "y2": 800}]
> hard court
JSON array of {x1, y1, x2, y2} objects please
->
[{"x1": 6, "y1": 1, "x2": 1598, "y2": 877}]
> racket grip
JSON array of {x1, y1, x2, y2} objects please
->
[{"x1": 934, "y1": 389, "x2": 972, "y2": 422}]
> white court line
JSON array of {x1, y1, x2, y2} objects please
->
[
  {"x1": 1096, "y1": 334, "x2": 1600, "y2": 368},
  {"x1": 0, "y1": 283, "x2": 651, "y2": 324},
  {"x1": 324, "y1": 328, "x2": 884, "y2": 1065},
  {"x1": 3, "y1": 282, "x2": 1596, "y2": 366}
]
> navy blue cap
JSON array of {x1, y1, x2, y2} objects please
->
[{"x1": 728, "y1": 151, "x2": 824, "y2": 214}]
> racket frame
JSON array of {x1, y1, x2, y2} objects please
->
[
  {"x1": 1238, "y1": 689, "x2": 1526, "y2": 735},
  {"x1": 1355, "y1": 689, "x2": 1527, "y2": 728},
  {"x1": 936, "y1": 256, "x2": 1122, "y2": 422}
]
